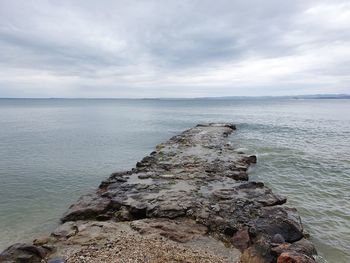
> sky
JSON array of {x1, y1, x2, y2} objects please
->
[{"x1": 0, "y1": 0, "x2": 349, "y2": 98}]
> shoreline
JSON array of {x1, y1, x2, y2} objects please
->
[{"x1": 0, "y1": 123, "x2": 317, "y2": 263}]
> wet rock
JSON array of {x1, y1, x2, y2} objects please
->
[
  {"x1": 271, "y1": 239, "x2": 317, "y2": 258},
  {"x1": 236, "y1": 181, "x2": 287, "y2": 206},
  {"x1": 61, "y1": 193, "x2": 111, "y2": 222},
  {"x1": 291, "y1": 239, "x2": 317, "y2": 258},
  {"x1": 272, "y1": 234, "x2": 285, "y2": 244},
  {"x1": 148, "y1": 203, "x2": 187, "y2": 218},
  {"x1": 277, "y1": 251, "x2": 315, "y2": 263},
  {"x1": 252, "y1": 207, "x2": 304, "y2": 243},
  {"x1": 138, "y1": 173, "x2": 151, "y2": 179},
  {"x1": 0, "y1": 243, "x2": 51, "y2": 263},
  {"x1": 243, "y1": 155, "x2": 258, "y2": 164},
  {"x1": 128, "y1": 202, "x2": 148, "y2": 219}
]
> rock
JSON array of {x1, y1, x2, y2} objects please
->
[
  {"x1": 272, "y1": 234, "x2": 286, "y2": 244},
  {"x1": 271, "y1": 243, "x2": 292, "y2": 255},
  {"x1": 277, "y1": 251, "x2": 315, "y2": 263},
  {"x1": 114, "y1": 206, "x2": 132, "y2": 221},
  {"x1": 138, "y1": 173, "x2": 151, "y2": 179},
  {"x1": 130, "y1": 218, "x2": 208, "y2": 243},
  {"x1": 271, "y1": 238, "x2": 317, "y2": 258},
  {"x1": 0, "y1": 243, "x2": 50, "y2": 263},
  {"x1": 252, "y1": 207, "x2": 304, "y2": 243},
  {"x1": 1, "y1": 123, "x2": 317, "y2": 263},
  {"x1": 291, "y1": 239, "x2": 317, "y2": 257},
  {"x1": 51, "y1": 222, "x2": 78, "y2": 239},
  {"x1": 32, "y1": 236, "x2": 53, "y2": 246},
  {"x1": 148, "y1": 203, "x2": 187, "y2": 218},
  {"x1": 243, "y1": 155, "x2": 258, "y2": 164},
  {"x1": 232, "y1": 228, "x2": 251, "y2": 251},
  {"x1": 241, "y1": 247, "x2": 271, "y2": 263},
  {"x1": 61, "y1": 193, "x2": 111, "y2": 222}
]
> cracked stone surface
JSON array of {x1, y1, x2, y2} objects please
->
[{"x1": 0, "y1": 123, "x2": 317, "y2": 263}]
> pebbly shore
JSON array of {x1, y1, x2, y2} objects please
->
[{"x1": 0, "y1": 123, "x2": 317, "y2": 263}]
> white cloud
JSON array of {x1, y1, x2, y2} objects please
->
[{"x1": 0, "y1": 0, "x2": 349, "y2": 97}]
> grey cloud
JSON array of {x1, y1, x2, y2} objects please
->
[{"x1": 0, "y1": 0, "x2": 349, "y2": 97}]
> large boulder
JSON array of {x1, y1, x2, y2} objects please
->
[
  {"x1": 61, "y1": 193, "x2": 112, "y2": 222},
  {"x1": 0, "y1": 243, "x2": 51, "y2": 263}
]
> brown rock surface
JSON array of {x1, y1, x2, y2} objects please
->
[{"x1": 277, "y1": 251, "x2": 315, "y2": 263}]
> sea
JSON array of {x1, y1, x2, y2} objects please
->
[{"x1": 0, "y1": 98, "x2": 349, "y2": 263}]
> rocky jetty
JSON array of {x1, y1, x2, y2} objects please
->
[{"x1": 0, "y1": 123, "x2": 317, "y2": 263}]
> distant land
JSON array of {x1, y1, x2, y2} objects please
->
[
  {"x1": 142, "y1": 94, "x2": 350, "y2": 100},
  {"x1": 0, "y1": 94, "x2": 349, "y2": 100}
]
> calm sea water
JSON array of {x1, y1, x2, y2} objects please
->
[{"x1": 0, "y1": 98, "x2": 349, "y2": 262}]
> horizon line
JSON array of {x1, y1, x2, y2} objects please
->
[{"x1": 0, "y1": 94, "x2": 349, "y2": 100}]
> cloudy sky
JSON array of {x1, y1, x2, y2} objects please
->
[{"x1": 0, "y1": 0, "x2": 349, "y2": 98}]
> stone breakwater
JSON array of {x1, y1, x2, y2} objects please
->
[{"x1": 0, "y1": 123, "x2": 317, "y2": 263}]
